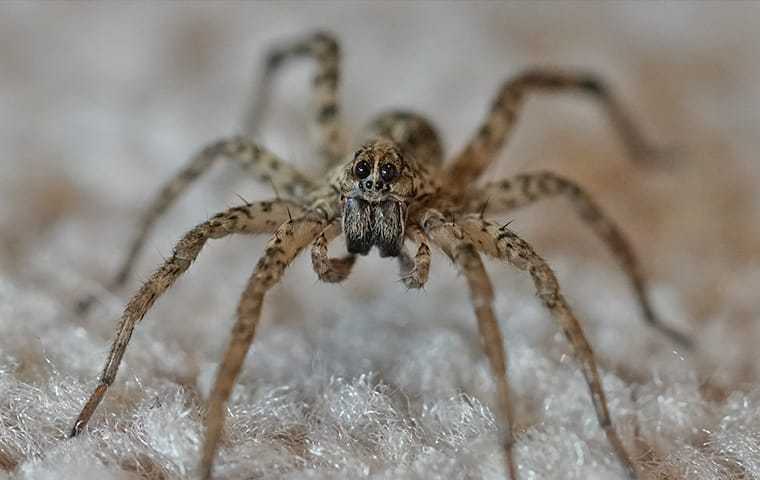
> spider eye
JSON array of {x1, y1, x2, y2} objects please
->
[
  {"x1": 354, "y1": 160, "x2": 371, "y2": 179},
  {"x1": 379, "y1": 163, "x2": 398, "y2": 183}
]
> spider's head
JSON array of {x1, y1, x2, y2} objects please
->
[
  {"x1": 338, "y1": 140, "x2": 415, "y2": 258},
  {"x1": 344, "y1": 139, "x2": 414, "y2": 203}
]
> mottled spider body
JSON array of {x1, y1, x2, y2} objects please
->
[
  {"x1": 338, "y1": 133, "x2": 439, "y2": 257},
  {"x1": 71, "y1": 31, "x2": 690, "y2": 480}
]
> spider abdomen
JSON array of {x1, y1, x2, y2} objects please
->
[{"x1": 364, "y1": 110, "x2": 443, "y2": 167}]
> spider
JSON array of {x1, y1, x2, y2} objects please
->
[{"x1": 70, "y1": 31, "x2": 691, "y2": 479}]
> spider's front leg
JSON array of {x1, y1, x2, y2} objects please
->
[
  {"x1": 76, "y1": 138, "x2": 314, "y2": 315},
  {"x1": 420, "y1": 209, "x2": 518, "y2": 480},
  {"x1": 457, "y1": 213, "x2": 639, "y2": 479},
  {"x1": 69, "y1": 200, "x2": 302, "y2": 437},
  {"x1": 446, "y1": 68, "x2": 666, "y2": 189},
  {"x1": 201, "y1": 213, "x2": 327, "y2": 480},
  {"x1": 467, "y1": 171, "x2": 691, "y2": 347}
]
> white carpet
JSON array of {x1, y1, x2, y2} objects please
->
[{"x1": 2, "y1": 3, "x2": 760, "y2": 479}]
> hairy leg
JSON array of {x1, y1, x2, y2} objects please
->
[
  {"x1": 69, "y1": 200, "x2": 301, "y2": 436},
  {"x1": 446, "y1": 68, "x2": 663, "y2": 188},
  {"x1": 76, "y1": 138, "x2": 313, "y2": 314},
  {"x1": 200, "y1": 213, "x2": 327, "y2": 480},
  {"x1": 419, "y1": 209, "x2": 517, "y2": 480},
  {"x1": 457, "y1": 213, "x2": 638, "y2": 479},
  {"x1": 311, "y1": 220, "x2": 356, "y2": 283},
  {"x1": 398, "y1": 222, "x2": 431, "y2": 289},
  {"x1": 467, "y1": 171, "x2": 690, "y2": 347},
  {"x1": 244, "y1": 31, "x2": 348, "y2": 169}
]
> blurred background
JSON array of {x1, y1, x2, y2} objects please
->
[{"x1": 1, "y1": 2, "x2": 760, "y2": 479}]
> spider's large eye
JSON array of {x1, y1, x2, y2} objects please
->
[
  {"x1": 354, "y1": 160, "x2": 371, "y2": 179},
  {"x1": 379, "y1": 163, "x2": 398, "y2": 183}
]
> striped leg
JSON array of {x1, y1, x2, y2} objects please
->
[
  {"x1": 446, "y1": 68, "x2": 663, "y2": 188},
  {"x1": 244, "y1": 31, "x2": 348, "y2": 169},
  {"x1": 420, "y1": 209, "x2": 517, "y2": 480},
  {"x1": 70, "y1": 200, "x2": 300, "y2": 437},
  {"x1": 200, "y1": 214, "x2": 327, "y2": 480},
  {"x1": 398, "y1": 222, "x2": 431, "y2": 289},
  {"x1": 311, "y1": 220, "x2": 356, "y2": 283},
  {"x1": 76, "y1": 138, "x2": 313, "y2": 315},
  {"x1": 457, "y1": 213, "x2": 639, "y2": 480},
  {"x1": 467, "y1": 172, "x2": 691, "y2": 347}
]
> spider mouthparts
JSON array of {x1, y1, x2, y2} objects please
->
[
  {"x1": 357, "y1": 191, "x2": 387, "y2": 203},
  {"x1": 343, "y1": 197, "x2": 406, "y2": 258}
]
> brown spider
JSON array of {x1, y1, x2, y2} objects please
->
[{"x1": 70, "y1": 31, "x2": 690, "y2": 479}]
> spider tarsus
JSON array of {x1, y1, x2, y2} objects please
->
[
  {"x1": 69, "y1": 421, "x2": 83, "y2": 438},
  {"x1": 70, "y1": 382, "x2": 108, "y2": 437}
]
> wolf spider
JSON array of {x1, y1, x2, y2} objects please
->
[{"x1": 70, "y1": 31, "x2": 690, "y2": 479}]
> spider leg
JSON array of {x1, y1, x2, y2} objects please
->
[
  {"x1": 311, "y1": 220, "x2": 356, "y2": 283},
  {"x1": 75, "y1": 138, "x2": 314, "y2": 315},
  {"x1": 445, "y1": 68, "x2": 664, "y2": 189},
  {"x1": 244, "y1": 31, "x2": 348, "y2": 169},
  {"x1": 398, "y1": 222, "x2": 431, "y2": 289},
  {"x1": 456, "y1": 213, "x2": 639, "y2": 479},
  {"x1": 69, "y1": 200, "x2": 301, "y2": 437},
  {"x1": 419, "y1": 209, "x2": 517, "y2": 479},
  {"x1": 467, "y1": 172, "x2": 691, "y2": 347},
  {"x1": 200, "y1": 213, "x2": 327, "y2": 480}
]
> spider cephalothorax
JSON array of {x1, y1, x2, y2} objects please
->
[
  {"x1": 71, "y1": 31, "x2": 691, "y2": 480},
  {"x1": 337, "y1": 139, "x2": 433, "y2": 257}
]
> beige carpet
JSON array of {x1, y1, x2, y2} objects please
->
[{"x1": 2, "y1": 2, "x2": 760, "y2": 479}]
